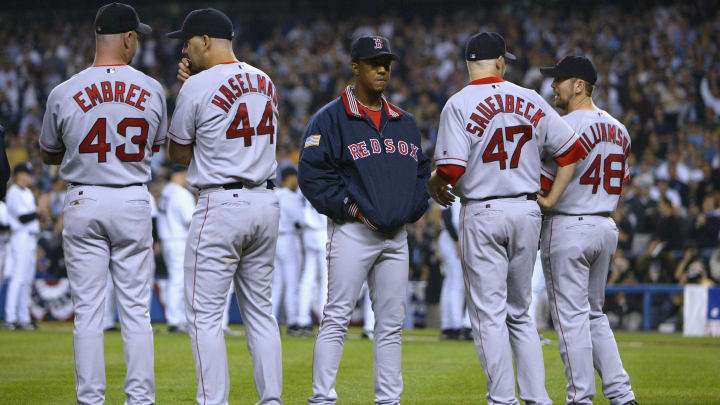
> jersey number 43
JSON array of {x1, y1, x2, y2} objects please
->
[{"x1": 79, "y1": 117, "x2": 148, "y2": 163}]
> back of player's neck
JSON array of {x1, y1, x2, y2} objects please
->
[
  {"x1": 93, "y1": 49, "x2": 128, "y2": 66},
  {"x1": 469, "y1": 71, "x2": 501, "y2": 81},
  {"x1": 207, "y1": 52, "x2": 239, "y2": 68},
  {"x1": 568, "y1": 98, "x2": 597, "y2": 113}
]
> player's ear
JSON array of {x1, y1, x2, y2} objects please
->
[
  {"x1": 202, "y1": 35, "x2": 211, "y2": 51},
  {"x1": 351, "y1": 61, "x2": 360, "y2": 77}
]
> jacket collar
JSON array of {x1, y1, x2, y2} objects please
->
[{"x1": 342, "y1": 86, "x2": 402, "y2": 120}]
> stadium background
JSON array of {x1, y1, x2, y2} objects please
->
[{"x1": 1, "y1": 0, "x2": 720, "y2": 337}]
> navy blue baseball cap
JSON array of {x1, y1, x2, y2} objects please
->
[
  {"x1": 167, "y1": 8, "x2": 234, "y2": 40},
  {"x1": 95, "y1": 3, "x2": 151, "y2": 35},
  {"x1": 540, "y1": 55, "x2": 598, "y2": 84},
  {"x1": 465, "y1": 32, "x2": 516, "y2": 61},
  {"x1": 351, "y1": 36, "x2": 398, "y2": 62}
]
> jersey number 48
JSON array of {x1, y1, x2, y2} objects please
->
[
  {"x1": 79, "y1": 117, "x2": 148, "y2": 163},
  {"x1": 579, "y1": 154, "x2": 625, "y2": 195}
]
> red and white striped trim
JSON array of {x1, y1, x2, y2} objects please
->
[
  {"x1": 362, "y1": 217, "x2": 379, "y2": 231},
  {"x1": 341, "y1": 86, "x2": 402, "y2": 119},
  {"x1": 348, "y1": 202, "x2": 361, "y2": 219}
]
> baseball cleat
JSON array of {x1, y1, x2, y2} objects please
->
[
  {"x1": 223, "y1": 327, "x2": 242, "y2": 337},
  {"x1": 440, "y1": 329, "x2": 460, "y2": 340},
  {"x1": 361, "y1": 330, "x2": 374, "y2": 340},
  {"x1": 168, "y1": 324, "x2": 188, "y2": 334}
]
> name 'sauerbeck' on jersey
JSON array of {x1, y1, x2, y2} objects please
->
[
  {"x1": 464, "y1": 94, "x2": 547, "y2": 136},
  {"x1": 210, "y1": 72, "x2": 279, "y2": 114},
  {"x1": 72, "y1": 80, "x2": 152, "y2": 113}
]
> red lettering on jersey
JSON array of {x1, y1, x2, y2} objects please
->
[
  {"x1": 494, "y1": 94, "x2": 505, "y2": 112},
  {"x1": 529, "y1": 108, "x2": 545, "y2": 128},
  {"x1": 466, "y1": 123, "x2": 484, "y2": 137},
  {"x1": 470, "y1": 112, "x2": 489, "y2": 128},
  {"x1": 228, "y1": 77, "x2": 242, "y2": 97},
  {"x1": 125, "y1": 84, "x2": 140, "y2": 107},
  {"x1": 505, "y1": 95, "x2": 515, "y2": 113},
  {"x1": 100, "y1": 81, "x2": 113, "y2": 102},
  {"x1": 384, "y1": 138, "x2": 395, "y2": 153},
  {"x1": 219, "y1": 85, "x2": 237, "y2": 105},
  {"x1": 475, "y1": 102, "x2": 493, "y2": 120},
  {"x1": 211, "y1": 95, "x2": 231, "y2": 113},
  {"x1": 358, "y1": 141, "x2": 370, "y2": 157},
  {"x1": 523, "y1": 102, "x2": 534, "y2": 120},
  {"x1": 135, "y1": 89, "x2": 149, "y2": 111},
  {"x1": 600, "y1": 123, "x2": 608, "y2": 142},
  {"x1": 73, "y1": 92, "x2": 91, "y2": 113},
  {"x1": 579, "y1": 136, "x2": 591, "y2": 152},
  {"x1": 486, "y1": 97, "x2": 502, "y2": 115},
  {"x1": 256, "y1": 75, "x2": 267, "y2": 95},
  {"x1": 85, "y1": 84, "x2": 102, "y2": 107},
  {"x1": 591, "y1": 125, "x2": 601, "y2": 144},
  {"x1": 608, "y1": 124, "x2": 616, "y2": 145},
  {"x1": 114, "y1": 81, "x2": 126, "y2": 103},
  {"x1": 410, "y1": 143, "x2": 419, "y2": 161},
  {"x1": 236, "y1": 74, "x2": 249, "y2": 93},
  {"x1": 245, "y1": 73, "x2": 257, "y2": 92},
  {"x1": 267, "y1": 81, "x2": 276, "y2": 105},
  {"x1": 348, "y1": 143, "x2": 362, "y2": 160},
  {"x1": 398, "y1": 141, "x2": 409, "y2": 155},
  {"x1": 582, "y1": 132, "x2": 595, "y2": 150},
  {"x1": 370, "y1": 138, "x2": 381, "y2": 154},
  {"x1": 514, "y1": 97, "x2": 525, "y2": 118}
]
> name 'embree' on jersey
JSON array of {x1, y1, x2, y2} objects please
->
[{"x1": 73, "y1": 81, "x2": 152, "y2": 113}]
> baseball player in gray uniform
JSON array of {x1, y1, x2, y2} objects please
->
[
  {"x1": 429, "y1": 32, "x2": 587, "y2": 405},
  {"x1": 539, "y1": 56, "x2": 637, "y2": 405},
  {"x1": 0, "y1": 200, "x2": 9, "y2": 291},
  {"x1": 299, "y1": 36, "x2": 430, "y2": 405},
  {"x1": 158, "y1": 165, "x2": 195, "y2": 333},
  {"x1": 3, "y1": 162, "x2": 39, "y2": 330},
  {"x1": 39, "y1": 3, "x2": 165, "y2": 404},
  {"x1": 272, "y1": 167, "x2": 305, "y2": 334},
  {"x1": 167, "y1": 8, "x2": 282, "y2": 405},
  {"x1": 297, "y1": 193, "x2": 328, "y2": 335}
]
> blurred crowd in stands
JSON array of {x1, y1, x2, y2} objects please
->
[{"x1": 1, "y1": 1, "x2": 719, "y2": 330}]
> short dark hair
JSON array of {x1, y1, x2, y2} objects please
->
[{"x1": 581, "y1": 79, "x2": 594, "y2": 97}]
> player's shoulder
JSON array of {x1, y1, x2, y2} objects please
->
[
  {"x1": 239, "y1": 62, "x2": 272, "y2": 80},
  {"x1": 126, "y1": 65, "x2": 164, "y2": 93}
]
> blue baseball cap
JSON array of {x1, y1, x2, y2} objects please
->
[
  {"x1": 465, "y1": 32, "x2": 516, "y2": 61},
  {"x1": 351, "y1": 36, "x2": 398, "y2": 62},
  {"x1": 540, "y1": 55, "x2": 598, "y2": 84},
  {"x1": 167, "y1": 8, "x2": 234, "y2": 40}
]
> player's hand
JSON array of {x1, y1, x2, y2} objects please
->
[
  {"x1": 428, "y1": 172, "x2": 455, "y2": 207},
  {"x1": 177, "y1": 58, "x2": 192, "y2": 83},
  {"x1": 537, "y1": 194, "x2": 555, "y2": 211}
]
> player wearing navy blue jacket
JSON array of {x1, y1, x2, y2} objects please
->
[{"x1": 299, "y1": 36, "x2": 429, "y2": 405}]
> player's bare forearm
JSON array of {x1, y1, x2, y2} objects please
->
[
  {"x1": 428, "y1": 171, "x2": 455, "y2": 207},
  {"x1": 40, "y1": 149, "x2": 65, "y2": 165},
  {"x1": 538, "y1": 162, "x2": 576, "y2": 210},
  {"x1": 168, "y1": 140, "x2": 193, "y2": 166}
]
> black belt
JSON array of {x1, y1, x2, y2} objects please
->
[
  {"x1": 209, "y1": 180, "x2": 275, "y2": 190},
  {"x1": 551, "y1": 211, "x2": 611, "y2": 217},
  {"x1": 475, "y1": 193, "x2": 537, "y2": 203},
  {"x1": 70, "y1": 183, "x2": 143, "y2": 188}
]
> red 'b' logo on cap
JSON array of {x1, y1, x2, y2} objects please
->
[{"x1": 374, "y1": 37, "x2": 383, "y2": 49}]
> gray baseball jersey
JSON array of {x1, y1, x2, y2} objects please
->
[
  {"x1": 40, "y1": 63, "x2": 164, "y2": 404},
  {"x1": 541, "y1": 109, "x2": 630, "y2": 214},
  {"x1": 169, "y1": 60, "x2": 282, "y2": 405},
  {"x1": 39, "y1": 65, "x2": 167, "y2": 185},
  {"x1": 434, "y1": 77, "x2": 579, "y2": 199},
  {"x1": 540, "y1": 108, "x2": 635, "y2": 404},
  {"x1": 168, "y1": 61, "x2": 278, "y2": 188}
]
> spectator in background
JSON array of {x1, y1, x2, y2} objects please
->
[
  {"x1": 692, "y1": 196, "x2": 720, "y2": 250},
  {"x1": 674, "y1": 248, "x2": 715, "y2": 286}
]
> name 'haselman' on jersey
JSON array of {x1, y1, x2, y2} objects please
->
[
  {"x1": 168, "y1": 61, "x2": 279, "y2": 189},
  {"x1": 434, "y1": 77, "x2": 581, "y2": 200},
  {"x1": 39, "y1": 65, "x2": 167, "y2": 185},
  {"x1": 541, "y1": 109, "x2": 631, "y2": 215}
]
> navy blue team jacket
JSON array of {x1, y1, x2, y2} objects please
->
[{"x1": 298, "y1": 86, "x2": 430, "y2": 234}]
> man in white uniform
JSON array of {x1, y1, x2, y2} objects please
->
[
  {"x1": 296, "y1": 194, "x2": 328, "y2": 336},
  {"x1": 167, "y1": 8, "x2": 282, "y2": 405},
  {"x1": 0, "y1": 199, "x2": 9, "y2": 291},
  {"x1": 39, "y1": 4, "x2": 165, "y2": 404},
  {"x1": 438, "y1": 199, "x2": 472, "y2": 340},
  {"x1": 539, "y1": 55, "x2": 637, "y2": 405},
  {"x1": 428, "y1": 32, "x2": 587, "y2": 405},
  {"x1": 158, "y1": 165, "x2": 195, "y2": 333},
  {"x1": 4, "y1": 163, "x2": 39, "y2": 330},
  {"x1": 272, "y1": 167, "x2": 305, "y2": 334}
]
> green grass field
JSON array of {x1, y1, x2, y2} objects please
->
[{"x1": 1, "y1": 323, "x2": 718, "y2": 404}]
